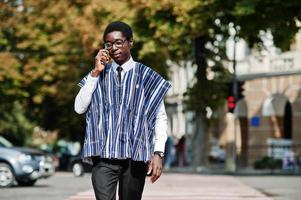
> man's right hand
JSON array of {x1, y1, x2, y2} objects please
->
[{"x1": 91, "y1": 49, "x2": 110, "y2": 77}]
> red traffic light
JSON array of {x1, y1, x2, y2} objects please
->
[
  {"x1": 228, "y1": 96, "x2": 235, "y2": 102},
  {"x1": 227, "y1": 95, "x2": 236, "y2": 112},
  {"x1": 229, "y1": 102, "x2": 235, "y2": 109}
]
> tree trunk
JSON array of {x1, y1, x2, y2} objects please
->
[
  {"x1": 191, "y1": 112, "x2": 209, "y2": 168},
  {"x1": 190, "y1": 36, "x2": 210, "y2": 168}
]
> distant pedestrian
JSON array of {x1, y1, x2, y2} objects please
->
[
  {"x1": 164, "y1": 136, "x2": 174, "y2": 169},
  {"x1": 176, "y1": 136, "x2": 186, "y2": 167},
  {"x1": 74, "y1": 21, "x2": 171, "y2": 200}
]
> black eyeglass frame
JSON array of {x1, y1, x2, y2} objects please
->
[{"x1": 104, "y1": 39, "x2": 128, "y2": 50}]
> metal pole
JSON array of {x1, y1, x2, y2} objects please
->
[{"x1": 232, "y1": 30, "x2": 238, "y2": 173}]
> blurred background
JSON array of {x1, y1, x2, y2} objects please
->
[{"x1": 1, "y1": 0, "x2": 301, "y2": 189}]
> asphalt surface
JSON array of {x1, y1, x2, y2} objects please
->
[
  {"x1": 237, "y1": 176, "x2": 301, "y2": 200},
  {"x1": 0, "y1": 172, "x2": 92, "y2": 200},
  {"x1": 69, "y1": 173, "x2": 273, "y2": 200},
  {"x1": 1, "y1": 172, "x2": 300, "y2": 200}
]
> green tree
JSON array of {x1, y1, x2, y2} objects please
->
[
  {"x1": 0, "y1": 101, "x2": 35, "y2": 146},
  {"x1": 0, "y1": 0, "x2": 171, "y2": 145},
  {"x1": 0, "y1": 0, "x2": 135, "y2": 143},
  {"x1": 128, "y1": 0, "x2": 233, "y2": 167},
  {"x1": 127, "y1": 0, "x2": 301, "y2": 167}
]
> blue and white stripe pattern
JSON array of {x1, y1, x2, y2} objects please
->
[{"x1": 78, "y1": 62, "x2": 171, "y2": 163}]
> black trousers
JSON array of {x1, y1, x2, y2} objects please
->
[{"x1": 91, "y1": 157, "x2": 147, "y2": 200}]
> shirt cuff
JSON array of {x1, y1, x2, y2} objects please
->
[
  {"x1": 153, "y1": 138, "x2": 166, "y2": 153},
  {"x1": 84, "y1": 74, "x2": 99, "y2": 93}
]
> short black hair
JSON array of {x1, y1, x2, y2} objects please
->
[{"x1": 103, "y1": 21, "x2": 133, "y2": 41}]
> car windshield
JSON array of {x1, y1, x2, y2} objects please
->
[{"x1": 0, "y1": 136, "x2": 13, "y2": 147}]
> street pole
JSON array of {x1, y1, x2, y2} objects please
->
[{"x1": 232, "y1": 30, "x2": 238, "y2": 173}]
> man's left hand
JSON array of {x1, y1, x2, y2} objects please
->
[{"x1": 147, "y1": 154, "x2": 163, "y2": 183}]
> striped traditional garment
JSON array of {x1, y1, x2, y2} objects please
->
[{"x1": 78, "y1": 62, "x2": 171, "y2": 163}]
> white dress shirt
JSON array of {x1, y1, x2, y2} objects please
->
[{"x1": 75, "y1": 57, "x2": 168, "y2": 153}]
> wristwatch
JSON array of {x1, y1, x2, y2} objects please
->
[{"x1": 154, "y1": 151, "x2": 164, "y2": 159}]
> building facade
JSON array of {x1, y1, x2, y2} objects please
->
[{"x1": 219, "y1": 31, "x2": 301, "y2": 169}]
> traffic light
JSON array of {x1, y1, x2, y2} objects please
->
[
  {"x1": 237, "y1": 81, "x2": 245, "y2": 100},
  {"x1": 227, "y1": 95, "x2": 236, "y2": 113},
  {"x1": 226, "y1": 81, "x2": 245, "y2": 113}
]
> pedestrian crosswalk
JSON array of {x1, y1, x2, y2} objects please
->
[{"x1": 68, "y1": 173, "x2": 273, "y2": 200}]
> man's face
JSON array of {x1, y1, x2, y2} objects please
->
[{"x1": 104, "y1": 31, "x2": 132, "y2": 65}]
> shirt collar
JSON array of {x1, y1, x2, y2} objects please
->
[{"x1": 112, "y1": 57, "x2": 135, "y2": 73}]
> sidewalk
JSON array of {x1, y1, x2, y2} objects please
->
[
  {"x1": 165, "y1": 165, "x2": 301, "y2": 176},
  {"x1": 68, "y1": 173, "x2": 273, "y2": 200}
]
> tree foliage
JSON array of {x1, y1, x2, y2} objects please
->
[
  {"x1": 129, "y1": 0, "x2": 301, "y2": 114},
  {"x1": 127, "y1": 0, "x2": 301, "y2": 166},
  {"x1": 0, "y1": 0, "x2": 171, "y2": 144},
  {"x1": 0, "y1": 0, "x2": 134, "y2": 143}
]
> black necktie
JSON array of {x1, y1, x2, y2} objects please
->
[{"x1": 117, "y1": 66, "x2": 122, "y2": 83}]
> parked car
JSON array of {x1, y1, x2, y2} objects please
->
[
  {"x1": 69, "y1": 154, "x2": 92, "y2": 177},
  {"x1": 0, "y1": 136, "x2": 55, "y2": 187}
]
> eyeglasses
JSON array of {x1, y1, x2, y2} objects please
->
[{"x1": 104, "y1": 39, "x2": 127, "y2": 50}]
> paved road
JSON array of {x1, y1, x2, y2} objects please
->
[
  {"x1": 237, "y1": 176, "x2": 301, "y2": 200},
  {"x1": 69, "y1": 173, "x2": 272, "y2": 200},
  {"x1": 0, "y1": 172, "x2": 92, "y2": 200},
  {"x1": 1, "y1": 172, "x2": 300, "y2": 200}
]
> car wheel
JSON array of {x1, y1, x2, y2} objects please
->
[
  {"x1": 17, "y1": 179, "x2": 37, "y2": 187},
  {"x1": 0, "y1": 163, "x2": 15, "y2": 187},
  {"x1": 72, "y1": 163, "x2": 84, "y2": 177}
]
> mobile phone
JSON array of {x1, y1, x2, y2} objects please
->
[
  {"x1": 103, "y1": 49, "x2": 111, "y2": 64},
  {"x1": 99, "y1": 49, "x2": 110, "y2": 65}
]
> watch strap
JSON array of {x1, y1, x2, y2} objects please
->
[{"x1": 154, "y1": 151, "x2": 164, "y2": 158}]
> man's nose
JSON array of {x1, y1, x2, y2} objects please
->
[{"x1": 112, "y1": 43, "x2": 118, "y2": 50}]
